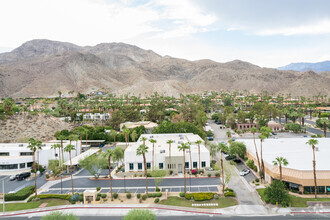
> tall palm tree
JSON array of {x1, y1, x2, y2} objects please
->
[
  {"x1": 57, "y1": 135, "x2": 65, "y2": 166},
  {"x1": 178, "y1": 142, "x2": 190, "y2": 193},
  {"x1": 130, "y1": 130, "x2": 137, "y2": 142},
  {"x1": 73, "y1": 135, "x2": 79, "y2": 157},
  {"x1": 123, "y1": 128, "x2": 130, "y2": 147},
  {"x1": 195, "y1": 140, "x2": 202, "y2": 171},
  {"x1": 250, "y1": 127, "x2": 261, "y2": 176},
  {"x1": 209, "y1": 144, "x2": 217, "y2": 161},
  {"x1": 259, "y1": 126, "x2": 272, "y2": 183},
  {"x1": 111, "y1": 130, "x2": 117, "y2": 145},
  {"x1": 104, "y1": 149, "x2": 114, "y2": 198},
  {"x1": 51, "y1": 144, "x2": 60, "y2": 159},
  {"x1": 141, "y1": 137, "x2": 147, "y2": 145},
  {"x1": 27, "y1": 138, "x2": 42, "y2": 197},
  {"x1": 136, "y1": 144, "x2": 149, "y2": 195},
  {"x1": 217, "y1": 143, "x2": 228, "y2": 195},
  {"x1": 306, "y1": 139, "x2": 319, "y2": 199},
  {"x1": 64, "y1": 144, "x2": 75, "y2": 195},
  {"x1": 272, "y1": 157, "x2": 289, "y2": 181},
  {"x1": 150, "y1": 139, "x2": 157, "y2": 170},
  {"x1": 166, "y1": 140, "x2": 174, "y2": 172}
]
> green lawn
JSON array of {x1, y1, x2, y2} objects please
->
[
  {"x1": 257, "y1": 188, "x2": 330, "y2": 207},
  {"x1": 158, "y1": 196, "x2": 238, "y2": 209},
  {"x1": 0, "y1": 199, "x2": 70, "y2": 212}
]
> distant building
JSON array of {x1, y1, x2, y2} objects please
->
[
  {"x1": 124, "y1": 133, "x2": 210, "y2": 174},
  {"x1": 120, "y1": 121, "x2": 158, "y2": 134},
  {"x1": 78, "y1": 113, "x2": 110, "y2": 121},
  {"x1": 267, "y1": 121, "x2": 282, "y2": 131},
  {"x1": 235, "y1": 122, "x2": 257, "y2": 130}
]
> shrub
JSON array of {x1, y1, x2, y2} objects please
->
[
  {"x1": 155, "y1": 187, "x2": 160, "y2": 192},
  {"x1": 69, "y1": 193, "x2": 80, "y2": 203},
  {"x1": 179, "y1": 192, "x2": 185, "y2": 197},
  {"x1": 207, "y1": 173, "x2": 211, "y2": 177},
  {"x1": 224, "y1": 188, "x2": 233, "y2": 192},
  {"x1": 185, "y1": 193, "x2": 214, "y2": 201},
  {"x1": 215, "y1": 172, "x2": 220, "y2": 177},
  {"x1": 101, "y1": 194, "x2": 107, "y2": 198},
  {"x1": 169, "y1": 170, "x2": 173, "y2": 175},
  {"x1": 113, "y1": 192, "x2": 118, "y2": 199},
  {"x1": 41, "y1": 211, "x2": 79, "y2": 220},
  {"x1": 147, "y1": 173, "x2": 152, "y2": 177},
  {"x1": 45, "y1": 174, "x2": 50, "y2": 179},
  {"x1": 264, "y1": 180, "x2": 290, "y2": 207},
  {"x1": 137, "y1": 193, "x2": 141, "y2": 199},
  {"x1": 104, "y1": 198, "x2": 108, "y2": 202},
  {"x1": 148, "y1": 193, "x2": 162, "y2": 198},
  {"x1": 31, "y1": 164, "x2": 45, "y2": 173},
  {"x1": 123, "y1": 209, "x2": 156, "y2": 220},
  {"x1": 96, "y1": 196, "x2": 100, "y2": 201},
  {"x1": 224, "y1": 192, "x2": 236, "y2": 197},
  {"x1": 96, "y1": 186, "x2": 101, "y2": 191},
  {"x1": 142, "y1": 194, "x2": 147, "y2": 200},
  {"x1": 5, "y1": 186, "x2": 35, "y2": 201},
  {"x1": 154, "y1": 198, "x2": 159, "y2": 203},
  {"x1": 229, "y1": 161, "x2": 237, "y2": 166},
  {"x1": 97, "y1": 193, "x2": 101, "y2": 197},
  {"x1": 78, "y1": 195, "x2": 83, "y2": 202},
  {"x1": 28, "y1": 194, "x2": 71, "y2": 202},
  {"x1": 126, "y1": 193, "x2": 132, "y2": 199},
  {"x1": 246, "y1": 159, "x2": 254, "y2": 169},
  {"x1": 191, "y1": 169, "x2": 197, "y2": 175},
  {"x1": 255, "y1": 178, "x2": 260, "y2": 183}
]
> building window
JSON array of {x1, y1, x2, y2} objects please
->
[
  {"x1": 138, "y1": 163, "x2": 142, "y2": 170},
  {"x1": 327, "y1": 186, "x2": 330, "y2": 193},
  {"x1": 20, "y1": 152, "x2": 33, "y2": 156},
  {"x1": 201, "y1": 161, "x2": 206, "y2": 168},
  {"x1": 129, "y1": 163, "x2": 134, "y2": 170},
  {"x1": 185, "y1": 162, "x2": 189, "y2": 168},
  {"x1": 159, "y1": 163, "x2": 163, "y2": 169},
  {"x1": 0, "y1": 164, "x2": 18, "y2": 170},
  {"x1": 20, "y1": 163, "x2": 25, "y2": 169},
  {"x1": 0, "y1": 152, "x2": 9, "y2": 156},
  {"x1": 27, "y1": 162, "x2": 33, "y2": 168},
  {"x1": 146, "y1": 163, "x2": 151, "y2": 169},
  {"x1": 193, "y1": 162, "x2": 197, "y2": 168}
]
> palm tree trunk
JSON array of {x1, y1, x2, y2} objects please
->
[
  {"x1": 221, "y1": 151, "x2": 225, "y2": 195},
  {"x1": 169, "y1": 144, "x2": 171, "y2": 172},
  {"x1": 61, "y1": 140, "x2": 64, "y2": 165},
  {"x1": 108, "y1": 156, "x2": 112, "y2": 198},
  {"x1": 183, "y1": 149, "x2": 186, "y2": 193},
  {"x1": 80, "y1": 134, "x2": 82, "y2": 154},
  {"x1": 260, "y1": 140, "x2": 264, "y2": 183},
  {"x1": 312, "y1": 146, "x2": 317, "y2": 199},
  {"x1": 69, "y1": 151, "x2": 74, "y2": 195},
  {"x1": 253, "y1": 133, "x2": 261, "y2": 177},
  {"x1": 198, "y1": 145, "x2": 201, "y2": 171},
  {"x1": 280, "y1": 164, "x2": 282, "y2": 181},
  {"x1": 152, "y1": 144, "x2": 155, "y2": 170},
  {"x1": 33, "y1": 151, "x2": 37, "y2": 197},
  {"x1": 143, "y1": 154, "x2": 148, "y2": 196}
]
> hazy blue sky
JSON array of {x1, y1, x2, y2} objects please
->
[{"x1": 1, "y1": 0, "x2": 330, "y2": 67}]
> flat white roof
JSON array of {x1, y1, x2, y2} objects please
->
[{"x1": 241, "y1": 138, "x2": 330, "y2": 171}]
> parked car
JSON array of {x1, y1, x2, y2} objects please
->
[
  {"x1": 215, "y1": 121, "x2": 222, "y2": 125},
  {"x1": 225, "y1": 155, "x2": 235, "y2": 160},
  {"x1": 233, "y1": 158, "x2": 241, "y2": 163},
  {"x1": 207, "y1": 136, "x2": 214, "y2": 141},
  {"x1": 272, "y1": 132, "x2": 277, "y2": 135},
  {"x1": 16, "y1": 172, "x2": 31, "y2": 181},
  {"x1": 239, "y1": 169, "x2": 250, "y2": 176},
  {"x1": 9, "y1": 175, "x2": 17, "y2": 181}
]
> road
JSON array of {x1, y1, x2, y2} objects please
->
[
  {"x1": 0, "y1": 174, "x2": 47, "y2": 194},
  {"x1": 277, "y1": 118, "x2": 329, "y2": 137}
]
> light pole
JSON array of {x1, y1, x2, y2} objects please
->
[
  {"x1": 123, "y1": 174, "x2": 126, "y2": 193},
  {"x1": 2, "y1": 179, "x2": 5, "y2": 214},
  {"x1": 60, "y1": 174, "x2": 63, "y2": 194}
]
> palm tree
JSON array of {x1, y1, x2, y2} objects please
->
[
  {"x1": 226, "y1": 130, "x2": 231, "y2": 139},
  {"x1": 272, "y1": 157, "x2": 289, "y2": 181},
  {"x1": 27, "y1": 138, "x2": 42, "y2": 197},
  {"x1": 104, "y1": 149, "x2": 114, "y2": 198},
  {"x1": 178, "y1": 142, "x2": 190, "y2": 193},
  {"x1": 123, "y1": 128, "x2": 130, "y2": 147},
  {"x1": 136, "y1": 144, "x2": 149, "y2": 195},
  {"x1": 209, "y1": 144, "x2": 217, "y2": 161},
  {"x1": 217, "y1": 143, "x2": 228, "y2": 195},
  {"x1": 130, "y1": 130, "x2": 137, "y2": 142},
  {"x1": 195, "y1": 140, "x2": 202, "y2": 171},
  {"x1": 259, "y1": 126, "x2": 272, "y2": 183},
  {"x1": 64, "y1": 144, "x2": 75, "y2": 195},
  {"x1": 306, "y1": 139, "x2": 319, "y2": 199},
  {"x1": 166, "y1": 140, "x2": 174, "y2": 172},
  {"x1": 250, "y1": 127, "x2": 261, "y2": 176},
  {"x1": 58, "y1": 135, "x2": 66, "y2": 166},
  {"x1": 141, "y1": 137, "x2": 147, "y2": 145},
  {"x1": 150, "y1": 139, "x2": 157, "y2": 170},
  {"x1": 111, "y1": 130, "x2": 117, "y2": 145},
  {"x1": 51, "y1": 144, "x2": 59, "y2": 159}
]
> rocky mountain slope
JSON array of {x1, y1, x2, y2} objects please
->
[
  {"x1": 278, "y1": 60, "x2": 330, "y2": 73},
  {"x1": 0, "y1": 39, "x2": 329, "y2": 98}
]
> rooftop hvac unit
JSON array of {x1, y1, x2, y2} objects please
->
[
  {"x1": 42, "y1": 144, "x2": 46, "y2": 147},
  {"x1": 18, "y1": 144, "x2": 23, "y2": 147}
]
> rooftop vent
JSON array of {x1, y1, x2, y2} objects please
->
[{"x1": 18, "y1": 144, "x2": 23, "y2": 147}]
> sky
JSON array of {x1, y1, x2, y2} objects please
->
[{"x1": 0, "y1": 0, "x2": 330, "y2": 67}]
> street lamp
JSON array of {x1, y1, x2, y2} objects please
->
[
  {"x1": 123, "y1": 174, "x2": 126, "y2": 193},
  {"x1": 60, "y1": 174, "x2": 63, "y2": 194}
]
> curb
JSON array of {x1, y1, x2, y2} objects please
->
[
  {"x1": 0, "y1": 205, "x2": 222, "y2": 217},
  {"x1": 90, "y1": 176, "x2": 218, "y2": 180}
]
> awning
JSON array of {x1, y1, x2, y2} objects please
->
[{"x1": 64, "y1": 148, "x2": 100, "y2": 166}]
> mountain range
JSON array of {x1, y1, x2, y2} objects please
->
[
  {"x1": 0, "y1": 39, "x2": 329, "y2": 98},
  {"x1": 278, "y1": 61, "x2": 330, "y2": 73}
]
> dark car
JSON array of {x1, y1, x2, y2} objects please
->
[
  {"x1": 17, "y1": 172, "x2": 31, "y2": 181},
  {"x1": 233, "y1": 158, "x2": 241, "y2": 163},
  {"x1": 225, "y1": 155, "x2": 235, "y2": 160},
  {"x1": 215, "y1": 121, "x2": 222, "y2": 125},
  {"x1": 207, "y1": 136, "x2": 214, "y2": 141}
]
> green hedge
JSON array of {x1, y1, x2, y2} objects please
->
[
  {"x1": 28, "y1": 194, "x2": 71, "y2": 202},
  {"x1": 224, "y1": 192, "x2": 236, "y2": 197},
  {"x1": 148, "y1": 192, "x2": 162, "y2": 198},
  {"x1": 184, "y1": 193, "x2": 214, "y2": 201},
  {"x1": 5, "y1": 186, "x2": 35, "y2": 201}
]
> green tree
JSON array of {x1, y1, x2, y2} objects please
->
[
  {"x1": 259, "y1": 126, "x2": 272, "y2": 183},
  {"x1": 150, "y1": 139, "x2": 157, "y2": 170},
  {"x1": 136, "y1": 144, "x2": 149, "y2": 195},
  {"x1": 264, "y1": 180, "x2": 290, "y2": 207},
  {"x1": 27, "y1": 138, "x2": 42, "y2": 197},
  {"x1": 195, "y1": 140, "x2": 202, "y2": 170},
  {"x1": 41, "y1": 211, "x2": 78, "y2": 220},
  {"x1": 272, "y1": 157, "x2": 289, "y2": 182},
  {"x1": 123, "y1": 209, "x2": 156, "y2": 220},
  {"x1": 64, "y1": 144, "x2": 75, "y2": 195},
  {"x1": 79, "y1": 154, "x2": 107, "y2": 179},
  {"x1": 306, "y1": 139, "x2": 319, "y2": 199},
  {"x1": 166, "y1": 139, "x2": 174, "y2": 173},
  {"x1": 178, "y1": 142, "x2": 190, "y2": 193},
  {"x1": 217, "y1": 142, "x2": 228, "y2": 195},
  {"x1": 250, "y1": 127, "x2": 261, "y2": 176},
  {"x1": 229, "y1": 142, "x2": 246, "y2": 159},
  {"x1": 103, "y1": 149, "x2": 114, "y2": 198}
]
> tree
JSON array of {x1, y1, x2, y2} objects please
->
[
  {"x1": 123, "y1": 128, "x2": 130, "y2": 147},
  {"x1": 166, "y1": 140, "x2": 174, "y2": 173},
  {"x1": 123, "y1": 209, "x2": 156, "y2": 220},
  {"x1": 41, "y1": 211, "x2": 78, "y2": 220},
  {"x1": 195, "y1": 140, "x2": 202, "y2": 171},
  {"x1": 104, "y1": 149, "x2": 114, "y2": 198},
  {"x1": 141, "y1": 137, "x2": 147, "y2": 145},
  {"x1": 112, "y1": 146, "x2": 124, "y2": 165},
  {"x1": 178, "y1": 142, "x2": 190, "y2": 193},
  {"x1": 64, "y1": 144, "x2": 75, "y2": 195},
  {"x1": 272, "y1": 157, "x2": 289, "y2": 181},
  {"x1": 250, "y1": 127, "x2": 261, "y2": 177},
  {"x1": 259, "y1": 126, "x2": 272, "y2": 183},
  {"x1": 79, "y1": 154, "x2": 107, "y2": 179},
  {"x1": 136, "y1": 144, "x2": 149, "y2": 195},
  {"x1": 51, "y1": 144, "x2": 60, "y2": 159},
  {"x1": 217, "y1": 142, "x2": 228, "y2": 195},
  {"x1": 130, "y1": 130, "x2": 137, "y2": 142},
  {"x1": 306, "y1": 139, "x2": 319, "y2": 199},
  {"x1": 111, "y1": 130, "x2": 117, "y2": 144},
  {"x1": 27, "y1": 138, "x2": 42, "y2": 197},
  {"x1": 209, "y1": 144, "x2": 217, "y2": 161},
  {"x1": 150, "y1": 139, "x2": 157, "y2": 170},
  {"x1": 264, "y1": 180, "x2": 290, "y2": 207},
  {"x1": 229, "y1": 142, "x2": 246, "y2": 159}
]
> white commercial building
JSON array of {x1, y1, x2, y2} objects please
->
[
  {"x1": 124, "y1": 133, "x2": 210, "y2": 174},
  {"x1": 0, "y1": 140, "x2": 83, "y2": 175},
  {"x1": 120, "y1": 121, "x2": 158, "y2": 134}
]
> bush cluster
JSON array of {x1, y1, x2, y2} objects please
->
[
  {"x1": 5, "y1": 186, "x2": 35, "y2": 201},
  {"x1": 136, "y1": 193, "x2": 141, "y2": 199},
  {"x1": 28, "y1": 194, "x2": 71, "y2": 202},
  {"x1": 142, "y1": 194, "x2": 147, "y2": 200},
  {"x1": 179, "y1": 192, "x2": 185, "y2": 197},
  {"x1": 184, "y1": 193, "x2": 214, "y2": 201},
  {"x1": 101, "y1": 194, "x2": 107, "y2": 198},
  {"x1": 96, "y1": 186, "x2": 101, "y2": 191},
  {"x1": 148, "y1": 192, "x2": 162, "y2": 198},
  {"x1": 113, "y1": 192, "x2": 118, "y2": 199},
  {"x1": 154, "y1": 198, "x2": 159, "y2": 203},
  {"x1": 126, "y1": 193, "x2": 132, "y2": 199},
  {"x1": 224, "y1": 192, "x2": 236, "y2": 197}
]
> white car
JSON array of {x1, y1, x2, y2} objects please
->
[
  {"x1": 9, "y1": 175, "x2": 17, "y2": 181},
  {"x1": 239, "y1": 169, "x2": 250, "y2": 176}
]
